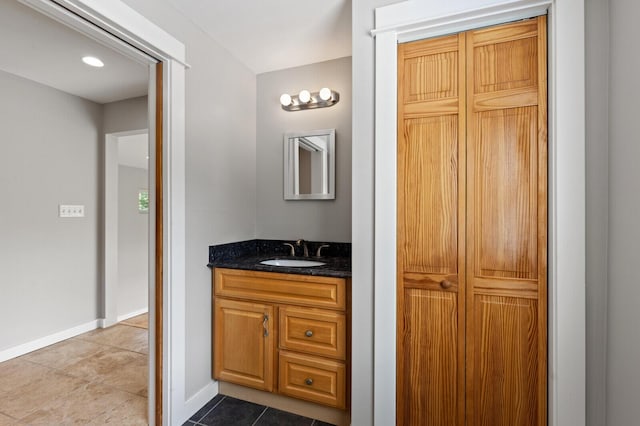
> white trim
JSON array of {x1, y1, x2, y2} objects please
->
[
  {"x1": 372, "y1": 0, "x2": 586, "y2": 425},
  {"x1": 180, "y1": 382, "x2": 220, "y2": 424},
  {"x1": 372, "y1": 0, "x2": 552, "y2": 42},
  {"x1": 547, "y1": 2, "x2": 586, "y2": 425},
  {"x1": 104, "y1": 133, "x2": 119, "y2": 328},
  {"x1": 117, "y1": 308, "x2": 149, "y2": 323},
  {"x1": 0, "y1": 320, "x2": 99, "y2": 363},
  {"x1": 165, "y1": 60, "x2": 188, "y2": 425},
  {"x1": 373, "y1": 30, "x2": 398, "y2": 426}
]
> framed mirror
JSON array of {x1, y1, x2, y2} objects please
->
[{"x1": 284, "y1": 129, "x2": 335, "y2": 200}]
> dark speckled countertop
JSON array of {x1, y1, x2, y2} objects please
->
[{"x1": 207, "y1": 239, "x2": 351, "y2": 278}]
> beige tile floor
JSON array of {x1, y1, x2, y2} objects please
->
[{"x1": 0, "y1": 314, "x2": 149, "y2": 425}]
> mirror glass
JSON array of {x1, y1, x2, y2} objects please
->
[{"x1": 284, "y1": 129, "x2": 335, "y2": 200}]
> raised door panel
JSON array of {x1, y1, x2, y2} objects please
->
[
  {"x1": 397, "y1": 33, "x2": 466, "y2": 426},
  {"x1": 469, "y1": 295, "x2": 539, "y2": 426},
  {"x1": 474, "y1": 107, "x2": 538, "y2": 281},
  {"x1": 214, "y1": 298, "x2": 274, "y2": 392},
  {"x1": 400, "y1": 288, "x2": 459, "y2": 426},
  {"x1": 400, "y1": 115, "x2": 459, "y2": 275},
  {"x1": 466, "y1": 17, "x2": 547, "y2": 426}
]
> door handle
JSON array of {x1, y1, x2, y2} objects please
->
[
  {"x1": 263, "y1": 314, "x2": 269, "y2": 337},
  {"x1": 440, "y1": 279, "x2": 454, "y2": 289}
]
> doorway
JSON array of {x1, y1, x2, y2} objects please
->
[
  {"x1": 0, "y1": 0, "x2": 161, "y2": 423},
  {"x1": 104, "y1": 130, "x2": 151, "y2": 328}
]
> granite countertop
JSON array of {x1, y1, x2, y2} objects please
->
[{"x1": 207, "y1": 239, "x2": 351, "y2": 278}]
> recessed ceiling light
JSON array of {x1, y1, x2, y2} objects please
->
[{"x1": 82, "y1": 56, "x2": 104, "y2": 67}]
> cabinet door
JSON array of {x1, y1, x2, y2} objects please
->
[
  {"x1": 465, "y1": 17, "x2": 547, "y2": 426},
  {"x1": 214, "y1": 298, "x2": 274, "y2": 391},
  {"x1": 397, "y1": 33, "x2": 466, "y2": 426}
]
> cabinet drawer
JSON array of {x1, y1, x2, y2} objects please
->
[
  {"x1": 278, "y1": 351, "x2": 346, "y2": 409},
  {"x1": 215, "y1": 268, "x2": 346, "y2": 310},
  {"x1": 279, "y1": 306, "x2": 346, "y2": 360}
]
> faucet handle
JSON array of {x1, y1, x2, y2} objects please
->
[
  {"x1": 283, "y1": 243, "x2": 295, "y2": 256},
  {"x1": 316, "y1": 244, "x2": 330, "y2": 258}
]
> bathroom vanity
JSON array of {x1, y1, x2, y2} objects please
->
[{"x1": 208, "y1": 240, "x2": 351, "y2": 422}]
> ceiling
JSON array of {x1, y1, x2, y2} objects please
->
[
  {"x1": 0, "y1": 0, "x2": 148, "y2": 104},
  {"x1": 0, "y1": 0, "x2": 352, "y2": 105},
  {"x1": 166, "y1": 0, "x2": 352, "y2": 74}
]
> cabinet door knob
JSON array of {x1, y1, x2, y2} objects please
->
[
  {"x1": 305, "y1": 378, "x2": 313, "y2": 386},
  {"x1": 440, "y1": 279, "x2": 453, "y2": 289},
  {"x1": 305, "y1": 330, "x2": 313, "y2": 338}
]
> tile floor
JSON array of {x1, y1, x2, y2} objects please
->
[
  {"x1": 0, "y1": 313, "x2": 149, "y2": 425},
  {"x1": 183, "y1": 395, "x2": 335, "y2": 426},
  {"x1": 1, "y1": 314, "x2": 335, "y2": 425}
]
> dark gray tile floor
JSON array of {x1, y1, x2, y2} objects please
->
[{"x1": 184, "y1": 395, "x2": 336, "y2": 426}]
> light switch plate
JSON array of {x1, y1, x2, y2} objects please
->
[{"x1": 59, "y1": 204, "x2": 85, "y2": 218}]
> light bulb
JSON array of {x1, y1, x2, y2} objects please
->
[
  {"x1": 280, "y1": 93, "x2": 292, "y2": 106},
  {"x1": 319, "y1": 87, "x2": 332, "y2": 101},
  {"x1": 298, "y1": 90, "x2": 311, "y2": 103}
]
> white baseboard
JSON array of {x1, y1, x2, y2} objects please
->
[
  {"x1": 117, "y1": 307, "x2": 149, "y2": 323},
  {"x1": 177, "y1": 381, "x2": 219, "y2": 425},
  {"x1": 0, "y1": 320, "x2": 100, "y2": 363},
  {"x1": 97, "y1": 318, "x2": 117, "y2": 328}
]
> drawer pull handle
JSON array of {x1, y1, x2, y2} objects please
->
[
  {"x1": 305, "y1": 378, "x2": 313, "y2": 386},
  {"x1": 305, "y1": 330, "x2": 313, "y2": 338}
]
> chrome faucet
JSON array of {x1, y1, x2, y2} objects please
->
[
  {"x1": 282, "y1": 243, "x2": 295, "y2": 256},
  {"x1": 316, "y1": 244, "x2": 330, "y2": 258},
  {"x1": 296, "y1": 239, "x2": 309, "y2": 257}
]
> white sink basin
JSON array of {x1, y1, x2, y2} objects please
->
[{"x1": 260, "y1": 259, "x2": 326, "y2": 267}]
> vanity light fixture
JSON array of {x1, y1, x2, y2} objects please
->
[{"x1": 280, "y1": 87, "x2": 340, "y2": 111}]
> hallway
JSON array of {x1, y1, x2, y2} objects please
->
[{"x1": 0, "y1": 314, "x2": 148, "y2": 424}]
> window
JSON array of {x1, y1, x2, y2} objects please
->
[{"x1": 138, "y1": 189, "x2": 149, "y2": 213}]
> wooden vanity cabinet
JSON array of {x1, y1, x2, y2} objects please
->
[{"x1": 213, "y1": 268, "x2": 350, "y2": 410}]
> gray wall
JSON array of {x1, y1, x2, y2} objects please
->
[
  {"x1": 607, "y1": 0, "x2": 640, "y2": 423},
  {"x1": 121, "y1": 0, "x2": 257, "y2": 399},
  {"x1": 586, "y1": 1, "x2": 610, "y2": 425},
  {"x1": 103, "y1": 96, "x2": 148, "y2": 134},
  {"x1": 256, "y1": 57, "x2": 352, "y2": 242},
  {"x1": 0, "y1": 69, "x2": 102, "y2": 351},
  {"x1": 117, "y1": 165, "x2": 148, "y2": 317}
]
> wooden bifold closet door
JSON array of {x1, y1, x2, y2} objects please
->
[{"x1": 397, "y1": 16, "x2": 547, "y2": 426}]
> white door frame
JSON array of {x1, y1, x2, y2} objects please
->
[
  {"x1": 18, "y1": 0, "x2": 187, "y2": 424},
  {"x1": 104, "y1": 129, "x2": 149, "y2": 328},
  {"x1": 370, "y1": 0, "x2": 586, "y2": 425}
]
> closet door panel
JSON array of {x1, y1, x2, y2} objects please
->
[
  {"x1": 397, "y1": 34, "x2": 466, "y2": 426},
  {"x1": 466, "y1": 17, "x2": 547, "y2": 426}
]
